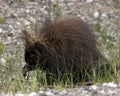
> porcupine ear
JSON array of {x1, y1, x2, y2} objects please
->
[{"x1": 22, "y1": 29, "x2": 37, "y2": 47}]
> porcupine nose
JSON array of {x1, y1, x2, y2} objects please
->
[{"x1": 22, "y1": 64, "x2": 29, "y2": 77}]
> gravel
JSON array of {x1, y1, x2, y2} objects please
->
[
  {"x1": 0, "y1": 0, "x2": 120, "y2": 96},
  {"x1": 1, "y1": 82, "x2": 120, "y2": 96}
]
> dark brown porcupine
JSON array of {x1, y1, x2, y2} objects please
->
[{"x1": 22, "y1": 16, "x2": 109, "y2": 84}]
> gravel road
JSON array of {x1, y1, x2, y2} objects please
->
[{"x1": 1, "y1": 82, "x2": 120, "y2": 96}]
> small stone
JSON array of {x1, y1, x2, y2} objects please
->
[
  {"x1": 46, "y1": 91, "x2": 54, "y2": 96},
  {"x1": 107, "y1": 82, "x2": 117, "y2": 88},
  {"x1": 24, "y1": 20, "x2": 30, "y2": 26},
  {"x1": 68, "y1": 3, "x2": 73, "y2": 6},
  {"x1": 40, "y1": 93, "x2": 47, "y2": 96},
  {"x1": 0, "y1": 29, "x2": 2, "y2": 33},
  {"x1": 93, "y1": 11, "x2": 100, "y2": 18},
  {"x1": 108, "y1": 90, "x2": 116, "y2": 94},
  {"x1": 8, "y1": 37, "x2": 12, "y2": 41},
  {"x1": 103, "y1": 82, "x2": 108, "y2": 86},
  {"x1": 60, "y1": 89, "x2": 67, "y2": 95},
  {"x1": 17, "y1": 22, "x2": 21, "y2": 26},
  {"x1": 26, "y1": 9, "x2": 30, "y2": 13},
  {"x1": 29, "y1": 92, "x2": 40, "y2": 96},
  {"x1": 86, "y1": 0, "x2": 93, "y2": 3},
  {"x1": 102, "y1": 13, "x2": 107, "y2": 18},
  {"x1": 39, "y1": 90, "x2": 45, "y2": 94},
  {"x1": 0, "y1": 58, "x2": 6, "y2": 66},
  {"x1": 90, "y1": 85, "x2": 97, "y2": 90},
  {"x1": 99, "y1": 90, "x2": 105, "y2": 94},
  {"x1": 30, "y1": 17, "x2": 36, "y2": 24},
  {"x1": 9, "y1": 25, "x2": 13, "y2": 29},
  {"x1": 15, "y1": 93, "x2": 24, "y2": 96}
]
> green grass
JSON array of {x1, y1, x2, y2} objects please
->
[
  {"x1": 0, "y1": 52, "x2": 118, "y2": 93},
  {"x1": 0, "y1": 57, "x2": 118, "y2": 94},
  {"x1": 0, "y1": 42, "x2": 4, "y2": 54},
  {"x1": 93, "y1": 20, "x2": 119, "y2": 82},
  {"x1": 0, "y1": 17, "x2": 4, "y2": 24}
]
